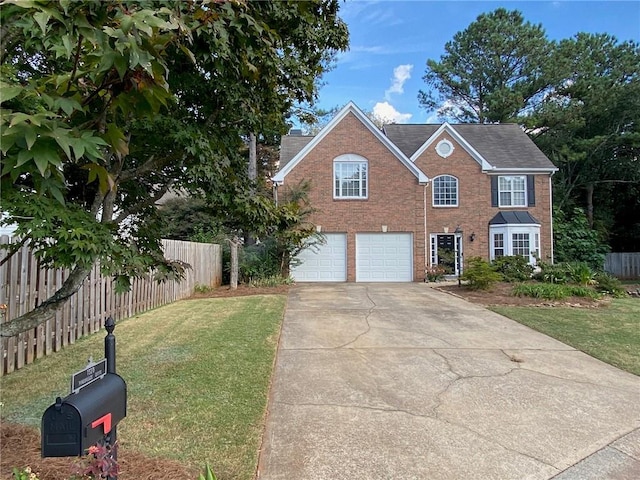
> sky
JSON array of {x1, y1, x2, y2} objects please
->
[{"x1": 315, "y1": 0, "x2": 640, "y2": 124}]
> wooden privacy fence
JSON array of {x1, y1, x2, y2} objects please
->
[
  {"x1": 604, "y1": 252, "x2": 640, "y2": 279},
  {"x1": 0, "y1": 237, "x2": 222, "y2": 376}
]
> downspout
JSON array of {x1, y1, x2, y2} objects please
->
[
  {"x1": 273, "y1": 182, "x2": 279, "y2": 207},
  {"x1": 423, "y1": 183, "x2": 428, "y2": 280},
  {"x1": 549, "y1": 173, "x2": 554, "y2": 264}
]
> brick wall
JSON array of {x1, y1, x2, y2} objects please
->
[
  {"x1": 414, "y1": 133, "x2": 553, "y2": 266},
  {"x1": 281, "y1": 117, "x2": 554, "y2": 281},
  {"x1": 282, "y1": 113, "x2": 426, "y2": 281}
]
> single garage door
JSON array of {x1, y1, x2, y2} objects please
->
[
  {"x1": 356, "y1": 233, "x2": 413, "y2": 282},
  {"x1": 291, "y1": 233, "x2": 346, "y2": 282}
]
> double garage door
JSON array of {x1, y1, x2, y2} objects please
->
[{"x1": 291, "y1": 233, "x2": 412, "y2": 282}]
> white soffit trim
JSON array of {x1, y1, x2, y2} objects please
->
[
  {"x1": 410, "y1": 123, "x2": 493, "y2": 171},
  {"x1": 486, "y1": 167, "x2": 559, "y2": 174},
  {"x1": 272, "y1": 102, "x2": 428, "y2": 184}
]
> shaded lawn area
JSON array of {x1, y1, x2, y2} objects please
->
[
  {"x1": 491, "y1": 297, "x2": 640, "y2": 376},
  {"x1": 1, "y1": 294, "x2": 286, "y2": 480}
]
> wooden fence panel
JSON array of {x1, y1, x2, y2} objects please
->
[
  {"x1": 604, "y1": 253, "x2": 640, "y2": 279},
  {"x1": 1, "y1": 237, "x2": 221, "y2": 376}
]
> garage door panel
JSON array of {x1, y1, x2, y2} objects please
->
[
  {"x1": 356, "y1": 233, "x2": 413, "y2": 282},
  {"x1": 291, "y1": 233, "x2": 346, "y2": 282}
]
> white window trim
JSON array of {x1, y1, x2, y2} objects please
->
[
  {"x1": 490, "y1": 224, "x2": 540, "y2": 265},
  {"x1": 432, "y1": 174, "x2": 459, "y2": 207},
  {"x1": 435, "y1": 139, "x2": 455, "y2": 158},
  {"x1": 333, "y1": 153, "x2": 368, "y2": 199},
  {"x1": 498, "y1": 175, "x2": 527, "y2": 208}
]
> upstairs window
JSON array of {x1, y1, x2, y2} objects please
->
[
  {"x1": 432, "y1": 175, "x2": 458, "y2": 207},
  {"x1": 334, "y1": 154, "x2": 368, "y2": 199},
  {"x1": 498, "y1": 176, "x2": 526, "y2": 207}
]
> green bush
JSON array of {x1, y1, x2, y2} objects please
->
[
  {"x1": 238, "y1": 239, "x2": 280, "y2": 283},
  {"x1": 194, "y1": 283, "x2": 214, "y2": 294},
  {"x1": 492, "y1": 255, "x2": 534, "y2": 282},
  {"x1": 566, "y1": 262, "x2": 596, "y2": 286},
  {"x1": 554, "y1": 207, "x2": 609, "y2": 270},
  {"x1": 461, "y1": 257, "x2": 502, "y2": 290},
  {"x1": 534, "y1": 262, "x2": 571, "y2": 284},
  {"x1": 594, "y1": 272, "x2": 627, "y2": 297},
  {"x1": 248, "y1": 275, "x2": 293, "y2": 288},
  {"x1": 512, "y1": 283, "x2": 601, "y2": 300}
]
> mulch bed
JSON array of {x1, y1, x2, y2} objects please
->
[
  {"x1": 434, "y1": 281, "x2": 640, "y2": 308},
  {"x1": 0, "y1": 423, "x2": 199, "y2": 480}
]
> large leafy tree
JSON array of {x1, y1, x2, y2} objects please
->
[
  {"x1": 0, "y1": 0, "x2": 348, "y2": 336},
  {"x1": 418, "y1": 8, "x2": 554, "y2": 123},
  {"x1": 529, "y1": 34, "x2": 640, "y2": 245}
]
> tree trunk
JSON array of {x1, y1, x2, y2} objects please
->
[
  {"x1": 245, "y1": 132, "x2": 257, "y2": 246},
  {"x1": 229, "y1": 238, "x2": 239, "y2": 290},
  {"x1": 0, "y1": 264, "x2": 93, "y2": 337},
  {"x1": 586, "y1": 183, "x2": 594, "y2": 228}
]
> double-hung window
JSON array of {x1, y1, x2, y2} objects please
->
[
  {"x1": 334, "y1": 154, "x2": 368, "y2": 199},
  {"x1": 498, "y1": 176, "x2": 526, "y2": 207},
  {"x1": 432, "y1": 175, "x2": 458, "y2": 207}
]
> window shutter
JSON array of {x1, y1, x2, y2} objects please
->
[
  {"x1": 527, "y1": 175, "x2": 535, "y2": 206},
  {"x1": 491, "y1": 177, "x2": 498, "y2": 207}
]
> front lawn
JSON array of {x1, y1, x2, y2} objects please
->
[
  {"x1": 491, "y1": 297, "x2": 640, "y2": 376},
  {"x1": 1, "y1": 294, "x2": 286, "y2": 480}
]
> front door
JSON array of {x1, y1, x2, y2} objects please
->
[{"x1": 431, "y1": 234, "x2": 463, "y2": 275}]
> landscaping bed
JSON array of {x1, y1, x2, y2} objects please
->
[{"x1": 435, "y1": 282, "x2": 611, "y2": 307}]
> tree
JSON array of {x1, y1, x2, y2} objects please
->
[
  {"x1": 529, "y1": 34, "x2": 640, "y2": 242},
  {"x1": 418, "y1": 8, "x2": 554, "y2": 123},
  {"x1": 0, "y1": 0, "x2": 348, "y2": 337}
]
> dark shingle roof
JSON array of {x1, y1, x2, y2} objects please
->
[
  {"x1": 384, "y1": 123, "x2": 556, "y2": 170},
  {"x1": 279, "y1": 135, "x2": 314, "y2": 168},
  {"x1": 382, "y1": 124, "x2": 439, "y2": 157},
  {"x1": 279, "y1": 123, "x2": 556, "y2": 172},
  {"x1": 489, "y1": 211, "x2": 540, "y2": 225},
  {"x1": 453, "y1": 124, "x2": 555, "y2": 169}
]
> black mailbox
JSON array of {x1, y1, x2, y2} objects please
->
[{"x1": 41, "y1": 373, "x2": 127, "y2": 457}]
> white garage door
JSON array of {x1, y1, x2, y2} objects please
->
[
  {"x1": 291, "y1": 233, "x2": 346, "y2": 282},
  {"x1": 356, "y1": 233, "x2": 413, "y2": 282}
]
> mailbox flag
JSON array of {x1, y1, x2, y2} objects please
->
[{"x1": 91, "y1": 413, "x2": 113, "y2": 434}]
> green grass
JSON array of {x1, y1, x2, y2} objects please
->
[
  {"x1": 0, "y1": 295, "x2": 286, "y2": 480},
  {"x1": 491, "y1": 297, "x2": 640, "y2": 376}
]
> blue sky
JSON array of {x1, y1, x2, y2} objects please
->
[{"x1": 316, "y1": 0, "x2": 640, "y2": 124}]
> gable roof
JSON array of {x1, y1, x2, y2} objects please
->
[
  {"x1": 279, "y1": 135, "x2": 314, "y2": 169},
  {"x1": 273, "y1": 102, "x2": 428, "y2": 184},
  {"x1": 384, "y1": 123, "x2": 557, "y2": 172}
]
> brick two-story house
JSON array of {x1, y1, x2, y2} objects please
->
[{"x1": 273, "y1": 102, "x2": 557, "y2": 282}]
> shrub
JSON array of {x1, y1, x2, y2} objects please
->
[
  {"x1": 238, "y1": 239, "x2": 280, "y2": 283},
  {"x1": 594, "y1": 272, "x2": 627, "y2": 297},
  {"x1": 512, "y1": 283, "x2": 601, "y2": 300},
  {"x1": 566, "y1": 262, "x2": 596, "y2": 286},
  {"x1": 425, "y1": 264, "x2": 447, "y2": 282},
  {"x1": 492, "y1": 256, "x2": 534, "y2": 282},
  {"x1": 534, "y1": 261, "x2": 571, "y2": 284},
  {"x1": 248, "y1": 275, "x2": 293, "y2": 288},
  {"x1": 554, "y1": 207, "x2": 609, "y2": 270},
  {"x1": 461, "y1": 257, "x2": 502, "y2": 290},
  {"x1": 194, "y1": 283, "x2": 214, "y2": 294}
]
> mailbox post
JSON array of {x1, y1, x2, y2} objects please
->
[{"x1": 42, "y1": 317, "x2": 125, "y2": 480}]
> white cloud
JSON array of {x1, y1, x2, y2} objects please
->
[
  {"x1": 373, "y1": 102, "x2": 412, "y2": 124},
  {"x1": 384, "y1": 64, "x2": 413, "y2": 100}
]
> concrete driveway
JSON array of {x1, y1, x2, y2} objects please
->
[{"x1": 257, "y1": 283, "x2": 640, "y2": 480}]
